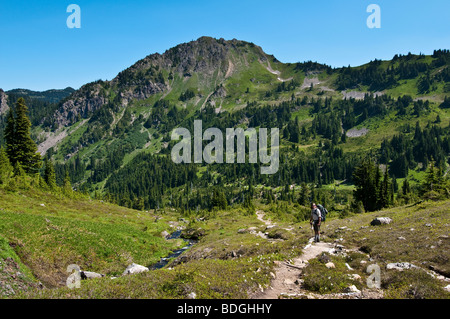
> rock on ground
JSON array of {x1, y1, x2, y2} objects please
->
[
  {"x1": 80, "y1": 271, "x2": 105, "y2": 280},
  {"x1": 122, "y1": 263, "x2": 149, "y2": 276},
  {"x1": 370, "y1": 217, "x2": 393, "y2": 226},
  {"x1": 386, "y1": 262, "x2": 419, "y2": 271}
]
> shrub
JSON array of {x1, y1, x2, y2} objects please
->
[
  {"x1": 302, "y1": 259, "x2": 357, "y2": 294},
  {"x1": 383, "y1": 268, "x2": 450, "y2": 299}
]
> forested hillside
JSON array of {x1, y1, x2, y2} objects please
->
[{"x1": 0, "y1": 38, "x2": 449, "y2": 214}]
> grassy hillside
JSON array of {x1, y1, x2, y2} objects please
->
[
  {"x1": 0, "y1": 177, "x2": 447, "y2": 299},
  {"x1": 0, "y1": 181, "x2": 184, "y2": 291}
]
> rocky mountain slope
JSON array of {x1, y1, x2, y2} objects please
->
[
  {"x1": 0, "y1": 37, "x2": 449, "y2": 209},
  {"x1": 50, "y1": 37, "x2": 271, "y2": 127},
  {"x1": 0, "y1": 89, "x2": 8, "y2": 115}
]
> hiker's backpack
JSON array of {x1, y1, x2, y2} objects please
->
[{"x1": 316, "y1": 204, "x2": 328, "y2": 222}]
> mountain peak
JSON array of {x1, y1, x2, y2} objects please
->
[
  {"x1": 52, "y1": 37, "x2": 270, "y2": 126},
  {"x1": 125, "y1": 36, "x2": 266, "y2": 77}
]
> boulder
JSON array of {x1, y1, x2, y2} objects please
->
[
  {"x1": 161, "y1": 230, "x2": 170, "y2": 238},
  {"x1": 344, "y1": 285, "x2": 361, "y2": 294},
  {"x1": 348, "y1": 274, "x2": 361, "y2": 281},
  {"x1": 187, "y1": 292, "x2": 197, "y2": 299},
  {"x1": 370, "y1": 217, "x2": 392, "y2": 226},
  {"x1": 80, "y1": 271, "x2": 104, "y2": 280},
  {"x1": 386, "y1": 262, "x2": 419, "y2": 271},
  {"x1": 325, "y1": 262, "x2": 335, "y2": 269},
  {"x1": 122, "y1": 263, "x2": 149, "y2": 276}
]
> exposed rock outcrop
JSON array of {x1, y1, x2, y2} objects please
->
[
  {"x1": 0, "y1": 89, "x2": 9, "y2": 116},
  {"x1": 53, "y1": 82, "x2": 109, "y2": 127},
  {"x1": 49, "y1": 37, "x2": 267, "y2": 127}
]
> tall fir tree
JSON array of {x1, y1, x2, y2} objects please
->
[
  {"x1": 402, "y1": 179, "x2": 411, "y2": 196},
  {"x1": 353, "y1": 157, "x2": 394, "y2": 212},
  {"x1": 353, "y1": 157, "x2": 377, "y2": 212},
  {"x1": 378, "y1": 168, "x2": 392, "y2": 209},
  {"x1": 43, "y1": 157, "x2": 57, "y2": 190},
  {"x1": 420, "y1": 161, "x2": 449, "y2": 199},
  {"x1": 4, "y1": 98, "x2": 41, "y2": 174}
]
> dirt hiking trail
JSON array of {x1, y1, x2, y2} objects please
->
[
  {"x1": 252, "y1": 211, "x2": 334, "y2": 298},
  {"x1": 251, "y1": 211, "x2": 386, "y2": 299},
  {"x1": 254, "y1": 239, "x2": 333, "y2": 299}
]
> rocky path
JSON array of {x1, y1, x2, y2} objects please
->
[
  {"x1": 255, "y1": 210, "x2": 275, "y2": 227},
  {"x1": 251, "y1": 210, "x2": 381, "y2": 299},
  {"x1": 254, "y1": 238, "x2": 334, "y2": 299},
  {"x1": 252, "y1": 210, "x2": 334, "y2": 298}
]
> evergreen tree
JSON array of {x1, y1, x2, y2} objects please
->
[
  {"x1": 211, "y1": 188, "x2": 227, "y2": 210},
  {"x1": 402, "y1": 179, "x2": 411, "y2": 196},
  {"x1": 420, "y1": 161, "x2": 449, "y2": 199},
  {"x1": 353, "y1": 157, "x2": 378, "y2": 212},
  {"x1": 353, "y1": 158, "x2": 394, "y2": 212},
  {"x1": 422, "y1": 161, "x2": 437, "y2": 194},
  {"x1": 435, "y1": 114, "x2": 441, "y2": 123},
  {"x1": 378, "y1": 168, "x2": 392, "y2": 209},
  {"x1": 4, "y1": 98, "x2": 41, "y2": 174},
  {"x1": 44, "y1": 158, "x2": 57, "y2": 190},
  {"x1": 63, "y1": 169, "x2": 72, "y2": 195},
  {"x1": 13, "y1": 162, "x2": 26, "y2": 179}
]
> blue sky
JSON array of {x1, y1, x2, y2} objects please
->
[{"x1": 1, "y1": 0, "x2": 449, "y2": 91}]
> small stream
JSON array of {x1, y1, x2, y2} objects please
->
[{"x1": 149, "y1": 230, "x2": 197, "y2": 270}]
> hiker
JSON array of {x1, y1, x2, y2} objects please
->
[{"x1": 310, "y1": 203, "x2": 322, "y2": 242}]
